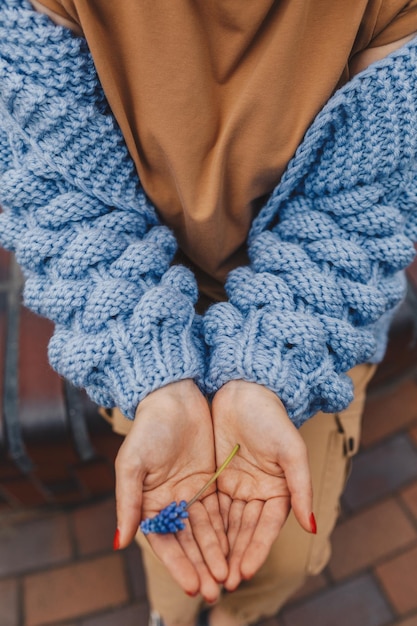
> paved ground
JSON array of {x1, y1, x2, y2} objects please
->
[
  {"x1": 0, "y1": 371, "x2": 417, "y2": 626},
  {"x1": 1, "y1": 247, "x2": 417, "y2": 626}
]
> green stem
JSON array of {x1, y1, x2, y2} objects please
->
[{"x1": 186, "y1": 443, "x2": 240, "y2": 509}]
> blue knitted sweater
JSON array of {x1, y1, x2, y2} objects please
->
[{"x1": 1, "y1": 0, "x2": 416, "y2": 426}]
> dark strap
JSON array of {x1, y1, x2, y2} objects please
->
[
  {"x1": 406, "y1": 275, "x2": 417, "y2": 344},
  {"x1": 63, "y1": 380, "x2": 96, "y2": 461},
  {"x1": 2, "y1": 257, "x2": 33, "y2": 473}
]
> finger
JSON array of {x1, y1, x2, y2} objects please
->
[
  {"x1": 219, "y1": 492, "x2": 232, "y2": 533},
  {"x1": 188, "y1": 499, "x2": 228, "y2": 582},
  {"x1": 147, "y1": 531, "x2": 200, "y2": 596},
  {"x1": 114, "y1": 447, "x2": 145, "y2": 548},
  {"x1": 177, "y1": 518, "x2": 221, "y2": 603},
  {"x1": 280, "y1": 440, "x2": 314, "y2": 534},
  {"x1": 201, "y1": 492, "x2": 230, "y2": 559},
  {"x1": 224, "y1": 500, "x2": 262, "y2": 591},
  {"x1": 226, "y1": 498, "x2": 245, "y2": 553},
  {"x1": 240, "y1": 496, "x2": 290, "y2": 580}
]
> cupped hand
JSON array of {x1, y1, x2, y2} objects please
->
[
  {"x1": 115, "y1": 379, "x2": 228, "y2": 601},
  {"x1": 212, "y1": 380, "x2": 314, "y2": 591}
]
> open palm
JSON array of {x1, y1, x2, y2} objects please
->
[
  {"x1": 115, "y1": 379, "x2": 228, "y2": 602},
  {"x1": 212, "y1": 380, "x2": 314, "y2": 591}
]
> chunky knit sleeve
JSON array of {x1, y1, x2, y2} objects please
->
[
  {"x1": 203, "y1": 40, "x2": 417, "y2": 427},
  {"x1": 0, "y1": 0, "x2": 204, "y2": 419}
]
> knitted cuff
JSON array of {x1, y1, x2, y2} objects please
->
[
  {"x1": 203, "y1": 293, "x2": 359, "y2": 428},
  {"x1": 45, "y1": 268, "x2": 205, "y2": 419}
]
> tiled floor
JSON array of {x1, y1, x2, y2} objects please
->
[{"x1": 0, "y1": 372, "x2": 416, "y2": 626}]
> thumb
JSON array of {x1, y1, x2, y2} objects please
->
[
  {"x1": 280, "y1": 437, "x2": 315, "y2": 535},
  {"x1": 114, "y1": 445, "x2": 145, "y2": 549}
]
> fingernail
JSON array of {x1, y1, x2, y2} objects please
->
[
  {"x1": 310, "y1": 512, "x2": 317, "y2": 535},
  {"x1": 113, "y1": 528, "x2": 120, "y2": 550},
  {"x1": 185, "y1": 590, "x2": 198, "y2": 597}
]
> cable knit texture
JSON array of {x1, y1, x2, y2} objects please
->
[
  {"x1": 204, "y1": 44, "x2": 417, "y2": 426},
  {"x1": 1, "y1": 1, "x2": 417, "y2": 427},
  {"x1": 0, "y1": 0, "x2": 205, "y2": 418}
]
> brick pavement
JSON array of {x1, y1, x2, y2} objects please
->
[
  {"x1": 0, "y1": 248, "x2": 416, "y2": 624},
  {"x1": 0, "y1": 371, "x2": 415, "y2": 626}
]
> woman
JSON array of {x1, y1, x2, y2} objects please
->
[{"x1": 1, "y1": 2, "x2": 417, "y2": 625}]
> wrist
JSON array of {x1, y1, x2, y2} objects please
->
[
  {"x1": 215, "y1": 379, "x2": 286, "y2": 411},
  {"x1": 134, "y1": 378, "x2": 206, "y2": 419}
]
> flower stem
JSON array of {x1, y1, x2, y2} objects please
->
[{"x1": 186, "y1": 443, "x2": 240, "y2": 509}]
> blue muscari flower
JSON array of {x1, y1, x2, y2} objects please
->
[
  {"x1": 139, "y1": 444, "x2": 240, "y2": 535},
  {"x1": 140, "y1": 500, "x2": 189, "y2": 535}
]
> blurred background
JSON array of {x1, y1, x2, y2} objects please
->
[{"x1": 0, "y1": 247, "x2": 417, "y2": 626}]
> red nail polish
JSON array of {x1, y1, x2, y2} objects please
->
[
  {"x1": 310, "y1": 512, "x2": 317, "y2": 535},
  {"x1": 113, "y1": 528, "x2": 120, "y2": 551},
  {"x1": 185, "y1": 590, "x2": 198, "y2": 597}
]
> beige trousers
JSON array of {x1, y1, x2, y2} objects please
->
[{"x1": 102, "y1": 363, "x2": 377, "y2": 625}]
